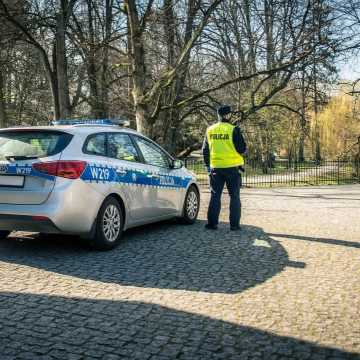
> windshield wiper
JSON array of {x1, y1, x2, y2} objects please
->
[{"x1": 4, "y1": 155, "x2": 39, "y2": 161}]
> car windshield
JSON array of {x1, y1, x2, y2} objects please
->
[{"x1": 0, "y1": 130, "x2": 73, "y2": 160}]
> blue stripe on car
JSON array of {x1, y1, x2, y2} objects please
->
[
  {"x1": 0, "y1": 163, "x2": 192, "y2": 188},
  {"x1": 0, "y1": 164, "x2": 55, "y2": 180},
  {"x1": 81, "y1": 164, "x2": 192, "y2": 189}
]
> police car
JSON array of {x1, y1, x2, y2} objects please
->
[{"x1": 0, "y1": 119, "x2": 200, "y2": 250}]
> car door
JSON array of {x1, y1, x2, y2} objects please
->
[
  {"x1": 81, "y1": 132, "x2": 114, "y2": 196},
  {"x1": 132, "y1": 135, "x2": 181, "y2": 217},
  {"x1": 106, "y1": 132, "x2": 156, "y2": 222}
]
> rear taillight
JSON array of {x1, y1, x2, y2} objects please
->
[
  {"x1": 33, "y1": 161, "x2": 87, "y2": 179},
  {"x1": 32, "y1": 216, "x2": 49, "y2": 221}
]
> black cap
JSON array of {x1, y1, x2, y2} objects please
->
[{"x1": 217, "y1": 105, "x2": 232, "y2": 117}]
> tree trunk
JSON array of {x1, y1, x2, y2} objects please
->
[
  {"x1": 298, "y1": 73, "x2": 306, "y2": 162},
  {"x1": 126, "y1": 15, "x2": 135, "y2": 129},
  {"x1": 99, "y1": 0, "x2": 113, "y2": 118},
  {"x1": 315, "y1": 137, "x2": 321, "y2": 163},
  {"x1": 125, "y1": 0, "x2": 151, "y2": 136},
  {"x1": 313, "y1": 65, "x2": 321, "y2": 163},
  {"x1": 243, "y1": 0, "x2": 256, "y2": 73},
  {"x1": 50, "y1": 73, "x2": 60, "y2": 120},
  {"x1": 49, "y1": 45, "x2": 60, "y2": 120},
  {"x1": 160, "y1": 0, "x2": 177, "y2": 150},
  {"x1": 0, "y1": 67, "x2": 7, "y2": 128},
  {"x1": 55, "y1": 0, "x2": 71, "y2": 119},
  {"x1": 298, "y1": 132, "x2": 305, "y2": 162},
  {"x1": 134, "y1": 98, "x2": 151, "y2": 135},
  {"x1": 161, "y1": 0, "x2": 196, "y2": 153},
  {"x1": 86, "y1": 0, "x2": 105, "y2": 118},
  {"x1": 264, "y1": 0, "x2": 274, "y2": 71},
  {"x1": 132, "y1": 62, "x2": 150, "y2": 135}
]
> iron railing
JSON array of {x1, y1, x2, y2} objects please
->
[{"x1": 184, "y1": 158, "x2": 360, "y2": 188}]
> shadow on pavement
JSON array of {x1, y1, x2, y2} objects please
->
[
  {"x1": 0, "y1": 221, "x2": 304, "y2": 294},
  {"x1": 268, "y1": 233, "x2": 360, "y2": 249},
  {"x1": 0, "y1": 292, "x2": 357, "y2": 359}
]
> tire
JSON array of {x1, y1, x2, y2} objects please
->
[
  {"x1": 180, "y1": 186, "x2": 200, "y2": 224},
  {"x1": 90, "y1": 197, "x2": 124, "y2": 251},
  {"x1": 0, "y1": 230, "x2": 10, "y2": 240}
]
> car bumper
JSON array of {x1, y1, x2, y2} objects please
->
[
  {"x1": 0, "y1": 179, "x2": 104, "y2": 234},
  {"x1": 0, "y1": 214, "x2": 60, "y2": 233}
]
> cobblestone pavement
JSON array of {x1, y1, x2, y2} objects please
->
[{"x1": 0, "y1": 185, "x2": 359, "y2": 359}]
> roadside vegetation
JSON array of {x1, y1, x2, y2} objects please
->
[{"x1": 0, "y1": 0, "x2": 360, "y2": 163}]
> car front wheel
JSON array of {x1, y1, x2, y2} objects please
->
[
  {"x1": 180, "y1": 186, "x2": 200, "y2": 224},
  {"x1": 91, "y1": 197, "x2": 124, "y2": 250}
]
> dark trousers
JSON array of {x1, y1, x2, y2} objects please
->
[{"x1": 207, "y1": 167, "x2": 241, "y2": 227}]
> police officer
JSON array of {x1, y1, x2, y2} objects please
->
[{"x1": 202, "y1": 105, "x2": 246, "y2": 231}]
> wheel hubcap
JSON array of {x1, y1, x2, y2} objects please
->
[
  {"x1": 103, "y1": 204, "x2": 121, "y2": 242},
  {"x1": 186, "y1": 191, "x2": 198, "y2": 219}
]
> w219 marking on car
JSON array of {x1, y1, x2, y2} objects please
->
[
  {"x1": 0, "y1": 119, "x2": 200, "y2": 250},
  {"x1": 89, "y1": 166, "x2": 111, "y2": 182},
  {"x1": 16, "y1": 166, "x2": 32, "y2": 175}
]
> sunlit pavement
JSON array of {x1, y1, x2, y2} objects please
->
[{"x1": 0, "y1": 185, "x2": 359, "y2": 359}]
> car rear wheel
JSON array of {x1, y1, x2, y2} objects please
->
[
  {"x1": 0, "y1": 230, "x2": 10, "y2": 240},
  {"x1": 180, "y1": 186, "x2": 200, "y2": 224},
  {"x1": 91, "y1": 197, "x2": 124, "y2": 251}
]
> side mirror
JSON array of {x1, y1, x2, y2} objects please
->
[{"x1": 172, "y1": 159, "x2": 184, "y2": 169}]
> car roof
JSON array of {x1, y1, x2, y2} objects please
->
[
  {"x1": 0, "y1": 125, "x2": 176, "y2": 160},
  {"x1": 0, "y1": 125, "x2": 141, "y2": 136}
]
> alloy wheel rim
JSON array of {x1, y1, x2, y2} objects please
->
[
  {"x1": 186, "y1": 191, "x2": 198, "y2": 219},
  {"x1": 103, "y1": 204, "x2": 121, "y2": 242}
]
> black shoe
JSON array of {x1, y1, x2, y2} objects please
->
[
  {"x1": 230, "y1": 225, "x2": 241, "y2": 231},
  {"x1": 205, "y1": 224, "x2": 218, "y2": 230}
]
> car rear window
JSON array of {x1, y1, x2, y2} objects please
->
[{"x1": 0, "y1": 130, "x2": 73, "y2": 160}]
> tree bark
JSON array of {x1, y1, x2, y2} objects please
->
[
  {"x1": 298, "y1": 72, "x2": 306, "y2": 162},
  {"x1": 87, "y1": 0, "x2": 101, "y2": 118},
  {"x1": 55, "y1": 0, "x2": 71, "y2": 119},
  {"x1": 264, "y1": 0, "x2": 274, "y2": 71},
  {"x1": 161, "y1": 0, "x2": 197, "y2": 153},
  {"x1": 99, "y1": 0, "x2": 113, "y2": 118},
  {"x1": 0, "y1": 67, "x2": 7, "y2": 128},
  {"x1": 125, "y1": 0, "x2": 150, "y2": 136},
  {"x1": 243, "y1": 0, "x2": 256, "y2": 73},
  {"x1": 50, "y1": 43, "x2": 60, "y2": 120}
]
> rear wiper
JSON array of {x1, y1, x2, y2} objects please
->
[{"x1": 5, "y1": 155, "x2": 39, "y2": 161}]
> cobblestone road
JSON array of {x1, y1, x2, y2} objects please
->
[{"x1": 0, "y1": 185, "x2": 359, "y2": 359}]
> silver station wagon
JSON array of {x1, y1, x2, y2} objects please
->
[{"x1": 0, "y1": 119, "x2": 200, "y2": 250}]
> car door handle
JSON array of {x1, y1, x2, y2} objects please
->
[
  {"x1": 116, "y1": 169, "x2": 127, "y2": 176},
  {"x1": 149, "y1": 174, "x2": 160, "y2": 179}
]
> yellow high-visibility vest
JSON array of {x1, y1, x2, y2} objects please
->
[{"x1": 207, "y1": 122, "x2": 245, "y2": 168}]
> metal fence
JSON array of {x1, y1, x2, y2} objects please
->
[{"x1": 184, "y1": 158, "x2": 360, "y2": 188}]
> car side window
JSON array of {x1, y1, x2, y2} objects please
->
[
  {"x1": 84, "y1": 133, "x2": 106, "y2": 156},
  {"x1": 134, "y1": 136, "x2": 170, "y2": 168},
  {"x1": 108, "y1": 133, "x2": 140, "y2": 162}
]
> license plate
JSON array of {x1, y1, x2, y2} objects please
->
[{"x1": 0, "y1": 175, "x2": 25, "y2": 187}]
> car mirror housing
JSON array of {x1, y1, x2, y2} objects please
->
[{"x1": 172, "y1": 159, "x2": 183, "y2": 169}]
